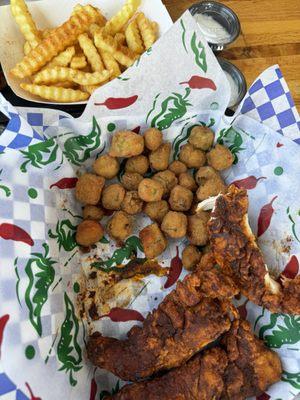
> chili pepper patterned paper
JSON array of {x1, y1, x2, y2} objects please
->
[{"x1": 0, "y1": 8, "x2": 299, "y2": 400}]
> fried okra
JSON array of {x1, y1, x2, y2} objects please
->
[
  {"x1": 125, "y1": 155, "x2": 149, "y2": 175},
  {"x1": 121, "y1": 172, "x2": 143, "y2": 191},
  {"x1": 168, "y1": 160, "x2": 187, "y2": 175},
  {"x1": 138, "y1": 178, "x2": 164, "y2": 202},
  {"x1": 75, "y1": 173, "x2": 105, "y2": 205},
  {"x1": 161, "y1": 211, "x2": 187, "y2": 238},
  {"x1": 188, "y1": 126, "x2": 214, "y2": 151},
  {"x1": 182, "y1": 245, "x2": 202, "y2": 271},
  {"x1": 93, "y1": 154, "x2": 119, "y2": 179},
  {"x1": 178, "y1": 172, "x2": 197, "y2": 192},
  {"x1": 121, "y1": 191, "x2": 143, "y2": 215},
  {"x1": 82, "y1": 205, "x2": 104, "y2": 221},
  {"x1": 179, "y1": 143, "x2": 206, "y2": 169},
  {"x1": 109, "y1": 130, "x2": 144, "y2": 158},
  {"x1": 144, "y1": 128, "x2": 163, "y2": 151},
  {"x1": 153, "y1": 170, "x2": 178, "y2": 196},
  {"x1": 195, "y1": 166, "x2": 226, "y2": 201},
  {"x1": 207, "y1": 144, "x2": 234, "y2": 171},
  {"x1": 139, "y1": 223, "x2": 168, "y2": 259},
  {"x1": 169, "y1": 185, "x2": 193, "y2": 212},
  {"x1": 76, "y1": 220, "x2": 104, "y2": 247},
  {"x1": 143, "y1": 200, "x2": 169, "y2": 223},
  {"x1": 187, "y1": 211, "x2": 210, "y2": 246},
  {"x1": 107, "y1": 211, "x2": 133, "y2": 241},
  {"x1": 102, "y1": 184, "x2": 126, "y2": 210},
  {"x1": 149, "y1": 143, "x2": 171, "y2": 171}
]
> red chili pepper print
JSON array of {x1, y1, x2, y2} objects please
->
[
  {"x1": 257, "y1": 196, "x2": 278, "y2": 237},
  {"x1": 50, "y1": 177, "x2": 78, "y2": 189},
  {"x1": 281, "y1": 255, "x2": 299, "y2": 279},
  {"x1": 0, "y1": 223, "x2": 34, "y2": 246},
  {"x1": 276, "y1": 142, "x2": 284, "y2": 148},
  {"x1": 101, "y1": 307, "x2": 144, "y2": 322},
  {"x1": 232, "y1": 176, "x2": 266, "y2": 190},
  {"x1": 25, "y1": 383, "x2": 42, "y2": 400},
  {"x1": 89, "y1": 377, "x2": 97, "y2": 400},
  {"x1": 0, "y1": 314, "x2": 9, "y2": 358},
  {"x1": 256, "y1": 393, "x2": 270, "y2": 400},
  {"x1": 164, "y1": 246, "x2": 183, "y2": 289},
  {"x1": 95, "y1": 95, "x2": 138, "y2": 109},
  {"x1": 132, "y1": 126, "x2": 141, "y2": 134},
  {"x1": 180, "y1": 75, "x2": 216, "y2": 91}
]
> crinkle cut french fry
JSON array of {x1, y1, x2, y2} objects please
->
[
  {"x1": 72, "y1": 3, "x2": 107, "y2": 26},
  {"x1": 89, "y1": 23, "x2": 101, "y2": 36},
  {"x1": 24, "y1": 40, "x2": 32, "y2": 55},
  {"x1": 33, "y1": 66, "x2": 111, "y2": 86},
  {"x1": 10, "y1": 5, "x2": 99, "y2": 78},
  {"x1": 125, "y1": 19, "x2": 144, "y2": 54},
  {"x1": 47, "y1": 46, "x2": 76, "y2": 68},
  {"x1": 70, "y1": 54, "x2": 88, "y2": 69},
  {"x1": 136, "y1": 12, "x2": 156, "y2": 50},
  {"x1": 151, "y1": 21, "x2": 159, "y2": 36},
  {"x1": 115, "y1": 32, "x2": 126, "y2": 46},
  {"x1": 98, "y1": 50, "x2": 121, "y2": 78},
  {"x1": 78, "y1": 33, "x2": 104, "y2": 72},
  {"x1": 53, "y1": 81, "x2": 76, "y2": 88},
  {"x1": 104, "y1": 0, "x2": 141, "y2": 35},
  {"x1": 20, "y1": 83, "x2": 89, "y2": 102},
  {"x1": 81, "y1": 84, "x2": 101, "y2": 95},
  {"x1": 10, "y1": 0, "x2": 41, "y2": 46}
]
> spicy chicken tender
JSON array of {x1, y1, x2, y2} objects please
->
[
  {"x1": 187, "y1": 211, "x2": 210, "y2": 246},
  {"x1": 138, "y1": 178, "x2": 164, "y2": 202},
  {"x1": 139, "y1": 223, "x2": 167, "y2": 259},
  {"x1": 188, "y1": 126, "x2": 214, "y2": 151},
  {"x1": 102, "y1": 183, "x2": 126, "y2": 210},
  {"x1": 75, "y1": 173, "x2": 105, "y2": 205},
  {"x1": 149, "y1": 142, "x2": 171, "y2": 171},
  {"x1": 144, "y1": 127, "x2": 163, "y2": 151},
  {"x1": 82, "y1": 205, "x2": 104, "y2": 221},
  {"x1": 107, "y1": 211, "x2": 133, "y2": 241},
  {"x1": 182, "y1": 244, "x2": 202, "y2": 271},
  {"x1": 121, "y1": 191, "x2": 143, "y2": 215},
  {"x1": 143, "y1": 200, "x2": 169, "y2": 223},
  {"x1": 178, "y1": 172, "x2": 197, "y2": 192},
  {"x1": 153, "y1": 170, "x2": 178, "y2": 196},
  {"x1": 93, "y1": 154, "x2": 119, "y2": 179},
  {"x1": 179, "y1": 143, "x2": 206, "y2": 169},
  {"x1": 121, "y1": 172, "x2": 143, "y2": 190},
  {"x1": 169, "y1": 185, "x2": 193, "y2": 212},
  {"x1": 161, "y1": 211, "x2": 187, "y2": 238},
  {"x1": 195, "y1": 166, "x2": 226, "y2": 201},
  {"x1": 168, "y1": 160, "x2": 187, "y2": 175},
  {"x1": 125, "y1": 155, "x2": 149, "y2": 175},
  {"x1": 76, "y1": 219, "x2": 104, "y2": 247},
  {"x1": 109, "y1": 130, "x2": 144, "y2": 158},
  {"x1": 207, "y1": 144, "x2": 234, "y2": 171}
]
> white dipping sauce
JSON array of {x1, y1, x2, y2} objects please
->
[
  {"x1": 224, "y1": 71, "x2": 239, "y2": 107},
  {"x1": 195, "y1": 13, "x2": 231, "y2": 44}
]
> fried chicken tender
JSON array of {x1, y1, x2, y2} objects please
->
[
  {"x1": 207, "y1": 144, "x2": 234, "y2": 171},
  {"x1": 125, "y1": 155, "x2": 149, "y2": 175},
  {"x1": 168, "y1": 160, "x2": 187, "y2": 175},
  {"x1": 153, "y1": 170, "x2": 178, "y2": 196},
  {"x1": 139, "y1": 222, "x2": 167, "y2": 259},
  {"x1": 182, "y1": 244, "x2": 202, "y2": 271},
  {"x1": 76, "y1": 220, "x2": 104, "y2": 246},
  {"x1": 87, "y1": 254, "x2": 238, "y2": 381},
  {"x1": 161, "y1": 211, "x2": 187, "y2": 238},
  {"x1": 169, "y1": 185, "x2": 193, "y2": 212},
  {"x1": 138, "y1": 178, "x2": 164, "y2": 202},
  {"x1": 75, "y1": 173, "x2": 105, "y2": 205},
  {"x1": 196, "y1": 166, "x2": 226, "y2": 201},
  {"x1": 187, "y1": 211, "x2": 210, "y2": 246},
  {"x1": 121, "y1": 191, "x2": 143, "y2": 215},
  {"x1": 204, "y1": 185, "x2": 300, "y2": 314},
  {"x1": 179, "y1": 143, "x2": 206, "y2": 169},
  {"x1": 121, "y1": 172, "x2": 143, "y2": 190},
  {"x1": 144, "y1": 128, "x2": 163, "y2": 151},
  {"x1": 93, "y1": 154, "x2": 119, "y2": 179},
  {"x1": 82, "y1": 205, "x2": 104, "y2": 221},
  {"x1": 143, "y1": 200, "x2": 169, "y2": 223},
  {"x1": 188, "y1": 125, "x2": 214, "y2": 151},
  {"x1": 149, "y1": 143, "x2": 171, "y2": 171},
  {"x1": 109, "y1": 130, "x2": 144, "y2": 158},
  {"x1": 102, "y1": 184, "x2": 126, "y2": 210}
]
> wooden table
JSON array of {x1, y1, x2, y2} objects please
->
[{"x1": 163, "y1": 0, "x2": 300, "y2": 110}]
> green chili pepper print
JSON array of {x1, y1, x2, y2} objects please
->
[
  {"x1": 20, "y1": 138, "x2": 59, "y2": 173},
  {"x1": 0, "y1": 169, "x2": 11, "y2": 197},
  {"x1": 149, "y1": 88, "x2": 192, "y2": 131},
  {"x1": 48, "y1": 219, "x2": 77, "y2": 252},
  {"x1": 92, "y1": 236, "x2": 143, "y2": 270},
  {"x1": 180, "y1": 19, "x2": 188, "y2": 53},
  {"x1": 57, "y1": 292, "x2": 82, "y2": 386},
  {"x1": 63, "y1": 116, "x2": 103, "y2": 166},
  {"x1": 100, "y1": 381, "x2": 120, "y2": 400},
  {"x1": 24, "y1": 243, "x2": 56, "y2": 336},
  {"x1": 259, "y1": 314, "x2": 300, "y2": 348},
  {"x1": 286, "y1": 207, "x2": 300, "y2": 243},
  {"x1": 282, "y1": 371, "x2": 300, "y2": 389},
  {"x1": 190, "y1": 32, "x2": 207, "y2": 73}
]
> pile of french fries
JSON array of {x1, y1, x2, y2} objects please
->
[{"x1": 9, "y1": 0, "x2": 158, "y2": 102}]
